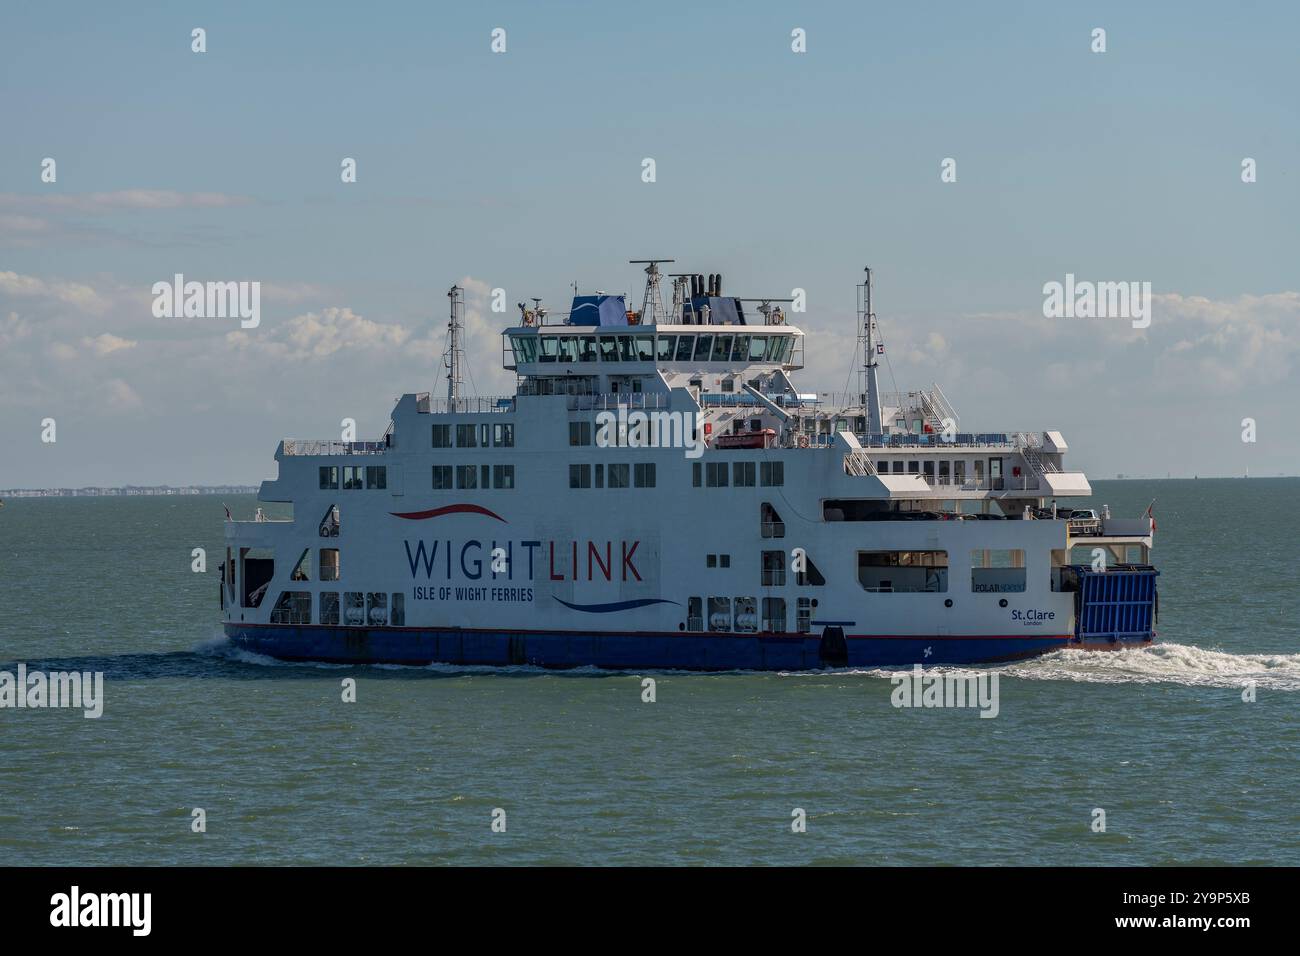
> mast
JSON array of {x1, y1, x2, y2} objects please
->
[
  {"x1": 630, "y1": 258, "x2": 674, "y2": 324},
  {"x1": 858, "y1": 267, "x2": 883, "y2": 435},
  {"x1": 445, "y1": 284, "x2": 465, "y2": 404}
]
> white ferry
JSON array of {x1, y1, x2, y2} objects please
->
[{"x1": 222, "y1": 262, "x2": 1158, "y2": 669}]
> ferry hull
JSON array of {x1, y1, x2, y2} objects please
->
[{"x1": 224, "y1": 624, "x2": 1147, "y2": 670}]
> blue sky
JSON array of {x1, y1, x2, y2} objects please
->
[{"x1": 2, "y1": 1, "x2": 1298, "y2": 485}]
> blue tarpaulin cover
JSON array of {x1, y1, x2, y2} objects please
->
[{"x1": 570, "y1": 295, "x2": 628, "y2": 326}]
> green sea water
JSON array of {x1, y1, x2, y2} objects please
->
[{"x1": 1, "y1": 479, "x2": 1296, "y2": 865}]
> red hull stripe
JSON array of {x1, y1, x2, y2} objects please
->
[{"x1": 390, "y1": 503, "x2": 507, "y2": 522}]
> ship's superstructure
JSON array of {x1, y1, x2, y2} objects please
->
[{"x1": 222, "y1": 262, "x2": 1158, "y2": 669}]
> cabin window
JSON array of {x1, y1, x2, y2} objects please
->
[
  {"x1": 456, "y1": 465, "x2": 478, "y2": 489},
  {"x1": 712, "y1": 335, "x2": 733, "y2": 362},
  {"x1": 692, "y1": 462, "x2": 702, "y2": 487},
  {"x1": 320, "y1": 592, "x2": 340, "y2": 625},
  {"x1": 748, "y1": 336, "x2": 768, "y2": 361},
  {"x1": 731, "y1": 335, "x2": 749, "y2": 362},
  {"x1": 494, "y1": 423, "x2": 514, "y2": 447},
  {"x1": 366, "y1": 592, "x2": 388, "y2": 626},
  {"x1": 892, "y1": 461, "x2": 904, "y2": 474},
  {"x1": 608, "y1": 463, "x2": 630, "y2": 488},
  {"x1": 578, "y1": 336, "x2": 597, "y2": 361},
  {"x1": 480, "y1": 464, "x2": 491, "y2": 488},
  {"x1": 858, "y1": 551, "x2": 949, "y2": 593},
  {"x1": 762, "y1": 597, "x2": 786, "y2": 632},
  {"x1": 687, "y1": 597, "x2": 704, "y2": 632},
  {"x1": 432, "y1": 424, "x2": 452, "y2": 448},
  {"x1": 479, "y1": 424, "x2": 491, "y2": 447},
  {"x1": 318, "y1": 505, "x2": 340, "y2": 537},
  {"x1": 290, "y1": 548, "x2": 311, "y2": 582},
  {"x1": 675, "y1": 336, "x2": 695, "y2": 361},
  {"x1": 270, "y1": 591, "x2": 312, "y2": 625},
  {"x1": 656, "y1": 335, "x2": 676, "y2": 361},
  {"x1": 344, "y1": 592, "x2": 365, "y2": 625},
  {"x1": 598, "y1": 336, "x2": 620, "y2": 361},
  {"x1": 570, "y1": 421, "x2": 592, "y2": 446},
  {"x1": 706, "y1": 462, "x2": 729, "y2": 487},
  {"x1": 796, "y1": 597, "x2": 812, "y2": 633},
  {"x1": 761, "y1": 550, "x2": 786, "y2": 586},
  {"x1": 569, "y1": 463, "x2": 591, "y2": 489},
  {"x1": 320, "y1": 548, "x2": 340, "y2": 581},
  {"x1": 366, "y1": 466, "x2": 387, "y2": 490},
  {"x1": 761, "y1": 502, "x2": 785, "y2": 538},
  {"x1": 708, "y1": 597, "x2": 731, "y2": 632},
  {"x1": 319, "y1": 466, "x2": 339, "y2": 490},
  {"x1": 938, "y1": 461, "x2": 950, "y2": 485},
  {"x1": 693, "y1": 335, "x2": 714, "y2": 361},
  {"x1": 907, "y1": 461, "x2": 920, "y2": 475},
  {"x1": 341, "y1": 466, "x2": 363, "y2": 490},
  {"x1": 706, "y1": 554, "x2": 717, "y2": 568},
  {"x1": 493, "y1": 465, "x2": 515, "y2": 489},
  {"x1": 432, "y1": 465, "x2": 453, "y2": 489},
  {"x1": 954, "y1": 460, "x2": 966, "y2": 483},
  {"x1": 921, "y1": 461, "x2": 934, "y2": 484},
  {"x1": 760, "y1": 461, "x2": 784, "y2": 486},
  {"x1": 390, "y1": 593, "x2": 405, "y2": 626},
  {"x1": 733, "y1": 461, "x2": 756, "y2": 486},
  {"x1": 795, "y1": 553, "x2": 826, "y2": 587},
  {"x1": 973, "y1": 459, "x2": 985, "y2": 484},
  {"x1": 971, "y1": 549, "x2": 1027, "y2": 593},
  {"x1": 634, "y1": 462, "x2": 656, "y2": 487},
  {"x1": 720, "y1": 377, "x2": 735, "y2": 393},
  {"x1": 456, "y1": 424, "x2": 477, "y2": 447}
]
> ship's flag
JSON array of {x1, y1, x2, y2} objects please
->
[
  {"x1": 877, "y1": 342, "x2": 885, "y2": 354},
  {"x1": 1146, "y1": 502, "x2": 1156, "y2": 532},
  {"x1": 223, "y1": 502, "x2": 232, "y2": 521}
]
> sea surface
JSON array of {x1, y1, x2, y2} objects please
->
[{"x1": 1, "y1": 479, "x2": 1296, "y2": 866}]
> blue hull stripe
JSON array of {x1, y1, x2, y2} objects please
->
[
  {"x1": 553, "y1": 597, "x2": 680, "y2": 613},
  {"x1": 224, "y1": 623, "x2": 1148, "y2": 670}
]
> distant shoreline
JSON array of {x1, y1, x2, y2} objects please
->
[{"x1": 0, "y1": 486, "x2": 259, "y2": 498}]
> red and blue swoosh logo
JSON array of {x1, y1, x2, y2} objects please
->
[{"x1": 390, "y1": 503, "x2": 507, "y2": 522}]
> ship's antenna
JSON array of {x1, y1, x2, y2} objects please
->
[
  {"x1": 630, "y1": 258, "x2": 675, "y2": 324},
  {"x1": 445, "y1": 284, "x2": 465, "y2": 405},
  {"x1": 858, "y1": 267, "x2": 884, "y2": 435}
]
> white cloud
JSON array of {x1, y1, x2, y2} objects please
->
[{"x1": 82, "y1": 333, "x2": 138, "y2": 357}]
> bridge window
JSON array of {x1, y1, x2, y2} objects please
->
[
  {"x1": 760, "y1": 461, "x2": 784, "y2": 486},
  {"x1": 711, "y1": 335, "x2": 732, "y2": 362},
  {"x1": 618, "y1": 336, "x2": 636, "y2": 361},
  {"x1": 578, "y1": 336, "x2": 597, "y2": 361},
  {"x1": 493, "y1": 464, "x2": 515, "y2": 489},
  {"x1": 675, "y1": 336, "x2": 695, "y2": 361},
  {"x1": 657, "y1": 335, "x2": 675, "y2": 360},
  {"x1": 455, "y1": 465, "x2": 477, "y2": 489},
  {"x1": 319, "y1": 466, "x2": 339, "y2": 490},
  {"x1": 320, "y1": 592, "x2": 339, "y2": 625},
  {"x1": 432, "y1": 424, "x2": 452, "y2": 448},
  {"x1": 971, "y1": 549, "x2": 1027, "y2": 593},
  {"x1": 693, "y1": 334, "x2": 714, "y2": 361},
  {"x1": 432, "y1": 465, "x2": 453, "y2": 489},
  {"x1": 858, "y1": 551, "x2": 949, "y2": 593},
  {"x1": 731, "y1": 335, "x2": 750, "y2": 362},
  {"x1": 598, "y1": 336, "x2": 619, "y2": 361},
  {"x1": 749, "y1": 336, "x2": 768, "y2": 361},
  {"x1": 635, "y1": 335, "x2": 655, "y2": 361},
  {"x1": 557, "y1": 337, "x2": 579, "y2": 362},
  {"x1": 320, "y1": 548, "x2": 340, "y2": 581},
  {"x1": 762, "y1": 597, "x2": 786, "y2": 632},
  {"x1": 538, "y1": 337, "x2": 559, "y2": 362}
]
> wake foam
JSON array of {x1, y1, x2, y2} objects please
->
[{"x1": 999, "y1": 642, "x2": 1300, "y2": 690}]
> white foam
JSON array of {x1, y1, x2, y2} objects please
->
[{"x1": 998, "y1": 642, "x2": 1300, "y2": 690}]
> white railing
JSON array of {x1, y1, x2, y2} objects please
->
[
  {"x1": 843, "y1": 450, "x2": 878, "y2": 477},
  {"x1": 567, "y1": 393, "x2": 669, "y2": 411},
  {"x1": 282, "y1": 440, "x2": 387, "y2": 456},
  {"x1": 424, "y1": 396, "x2": 514, "y2": 414}
]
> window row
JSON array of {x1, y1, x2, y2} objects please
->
[
  {"x1": 432, "y1": 464, "x2": 516, "y2": 490},
  {"x1": 856, "y1": 550, "x2": 1028, "y2": 593},
  {"x1": 432, "y1": 422, "x2": 515, "y2": 449},
  {"x1": 683, "y1": 596, "x2": 813, "y2": 633},
  {"x1": 510, "y1": 332, "x2": 795, "y2": 366},
  {"x1": 568, "y1": 462, "x2": 656, "y2": 489},
  {"x1": 320, "y1": 465, "x2": 386, "y2": 490},
  {"x1": 692, "y1": 460, "x2": 784, "y2": 487}
]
